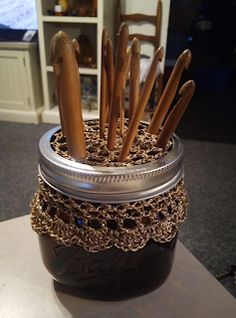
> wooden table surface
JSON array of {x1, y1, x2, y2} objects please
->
[{"x1": 0, "y1": 216, "x2": 235, "y2": 318}]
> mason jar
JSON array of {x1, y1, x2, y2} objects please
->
[{"x1": 31, "y1": 121, "x2": 188, "y2": 300}]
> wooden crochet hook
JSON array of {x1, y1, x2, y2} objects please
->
[
  {"x1": 157, "y1": 80, "x2": 195, "y2": 148},
  {"x1": 124, "y1": 47, "x2": 131, "y2": 82},
  {"x1": 54, "y1": 32, "x2": 86, "y2": 158},
  {"x1": 120, "y1": 47, "x2": 131, "y2": 136},
  {"x1": 105, "y1": 38, "x2": 114, "y2": 122},
  {"x1": 51, "y1": 33, "x2": 82, "y2": 138},
  {"x1": 148, "y1": 49, "x2": 192, "y2": 134},
  {"x1": 129, "y1": 38, "x2": 140, "y2": 121},
  {"x1": 107, "y1": 23, "x2": 129, "y2": 150},
  {"x1": 50, "y1": 31, "x2": 68, "y2": 135},
  {"x1": 119, "y1": 46, "x2": 164, "y2": 162},
  {"x1": 99, "y1": 28, "x2": 108, "y2": 139}
]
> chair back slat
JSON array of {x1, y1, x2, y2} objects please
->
[{"x1": 120, "y1": 14, "x2": 156, "y2": 24}]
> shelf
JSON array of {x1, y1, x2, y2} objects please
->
[
  {"x1": 43, "y1": 23, "x2": 97, "y2": 66},
  {"x1": 0, "y1": 42, "x2": 37, "y2": 50},
  {"x1": 46, "y1": 65, "x2": 98, "y2": 75},
  {"x1": 42, "y1": 106, "x2": 99, "y2": 124},
  {"x1": 42, "y1": 16, "x2": 98, "y2": 24}
]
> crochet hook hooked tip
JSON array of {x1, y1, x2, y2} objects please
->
[
  {"x1": 181, "y1": 49, "x2": 192, "y2": 69},
  {"x1": 72, "y1": 38, "x2": 80, "y2": 53},
  {"x1": 131, "y1": 37, "x2": 141, "y2": 54},
  {"x1": 178, "y1": 79, "x2": 195, "y2": 96},
  {"x1": 157, "y1": 46, "x2": 164, "y2": 61}
]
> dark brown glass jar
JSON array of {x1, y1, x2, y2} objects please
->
[
  {"x1": 38, "y1": 235, "x2": 177, "y2": 300},
  {"x1": 31, "y1": 124, "x2": 187, "y2": 300}
]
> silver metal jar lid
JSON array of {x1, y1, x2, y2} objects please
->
[{"x1": 38, "y1": 125, "x2": 184, "y2": 203}]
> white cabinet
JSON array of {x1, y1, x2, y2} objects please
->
[
  {"x1": 0, "y1": 42, "x2": 43, "y2": 124},
  {"x1": 37, "y1": 0, "x2": 117, "y2": 124}
]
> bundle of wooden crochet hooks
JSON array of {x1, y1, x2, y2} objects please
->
[
  {"x1": 50, "y1": 26, "x2": 195, "y2": 165},
  {"x1": 99, "y1": 24, "x2": 165, "y2": 159},
  {"x1": 119, "y1": 48, "x2": 195, "y2": 162}
]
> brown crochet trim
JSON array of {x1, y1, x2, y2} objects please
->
[{"x1": 30, "y1": 178, "x2": 188, "y2": 252}]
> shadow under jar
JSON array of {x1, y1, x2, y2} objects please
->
[{"x1": 31, "y1": 122, "x2": 188, "y2": 300}]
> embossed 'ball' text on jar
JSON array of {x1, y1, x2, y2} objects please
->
[{"x1": 30, "y1": 122, "x2": 188, "y2": 300}]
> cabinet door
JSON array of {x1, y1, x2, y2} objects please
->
[{"x1": 0, "y1": 50, "x2": 30, "y2": 110}]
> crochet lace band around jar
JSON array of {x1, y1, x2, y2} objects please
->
[{"x1": 31, "y1": 178, "x2": 188, "y2": 252}]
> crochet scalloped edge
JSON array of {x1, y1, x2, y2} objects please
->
[{"x1": 30, "y1": 178, "x2": 188, "y2": 252}]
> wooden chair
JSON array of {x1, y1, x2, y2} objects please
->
[
  {"x1": 118, "y1": 0, "x2": 162, "y2": 51},
  {"x1": 117, "y1": 0, "x2": 163, "y2": 112}
]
